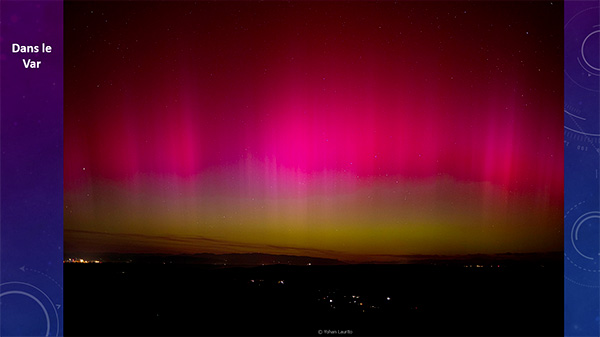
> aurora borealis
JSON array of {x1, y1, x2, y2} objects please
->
[{"x1": 65, "y1": 1, "x2": 563, "y2": 261}]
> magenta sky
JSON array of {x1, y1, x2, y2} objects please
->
[{"x1": 65, "y1": 1, "x2": 563, "y2": 261}]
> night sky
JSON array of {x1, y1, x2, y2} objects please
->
[{"x1": 65, "y1": 1, "x2": 563, "y2": 261}]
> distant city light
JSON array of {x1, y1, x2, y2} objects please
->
[{"x1": 64, "y1": 258, "x2": 102, "y2": 264}]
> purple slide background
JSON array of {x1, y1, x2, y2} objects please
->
[
  {"x1": 0, "y1": 1, "x2": 63, "y2": 336},
  {"x1": 564, "y1": 1, "x2": 600, "y2": 336}
]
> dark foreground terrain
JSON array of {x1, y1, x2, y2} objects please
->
[{"x1": 65, "y1": 262, "x2": 562, "y2": 336}]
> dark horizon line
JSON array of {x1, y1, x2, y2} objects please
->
[
  {"x1": 64, "y1": 229, "x2": 563, "y2": 263},
  {"x1": 64, "y1": 250, "x2": 563, "y2": 265}
]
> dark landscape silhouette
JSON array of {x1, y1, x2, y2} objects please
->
[{"x1": 65, "y1": 251, "x2": 562, "y2": 336}]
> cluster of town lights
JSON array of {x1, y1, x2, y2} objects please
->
[{"x1": 64, "y1": 258, "x2": 102, "y2": 264}]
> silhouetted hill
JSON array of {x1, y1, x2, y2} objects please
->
[
  {"x1": 65, "y1": 251, "x2": 561, "y2": 267},
  {"x1": 362, "y1": 251, "x2": 563, "y2": 265},
  {"x1": 65, "y1": 252, "x2": 345, "y2": 266}
]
